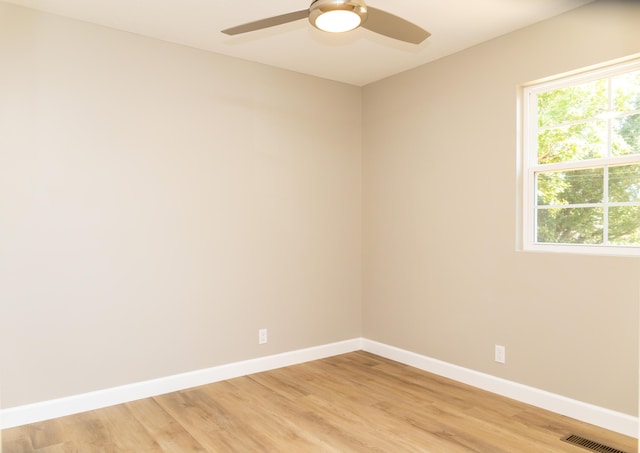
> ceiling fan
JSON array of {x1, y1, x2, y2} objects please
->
[{"x1": 221, "y1": 0, "x2": 430, "y2": 45}]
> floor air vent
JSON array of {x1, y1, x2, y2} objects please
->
[{"x1": 561, "y1": 434, "x2": 627, "y2": 453}]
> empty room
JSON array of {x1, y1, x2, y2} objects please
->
[{"x1": 1, "y1": 0, "x2": 639, "y2": 451}]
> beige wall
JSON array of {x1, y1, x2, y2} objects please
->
[
  {"x1": 363, "y1": 0, "x2": 640, "y2": 415},
  {"x1": 0, "y1": 3, "x2": 362, "y2": 408}
]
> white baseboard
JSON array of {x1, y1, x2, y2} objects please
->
[
  {"x1": 362, "y1": 339, "x2": 638, "y2": 438},
  {"x1": 0, "y1": 338, "x2": 363, "y2": 430},
  {"x1": 2, "y1": 337, "x2": 637, "y2": 439}
]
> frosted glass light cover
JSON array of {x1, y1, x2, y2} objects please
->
[{"x1": 315, "y1": 10, "x2": 361, "y2": 33}]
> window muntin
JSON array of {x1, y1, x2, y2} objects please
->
[{"x1": 522, "y1": 60, "x2": 640, "y2": 255}]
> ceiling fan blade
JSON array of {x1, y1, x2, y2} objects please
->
[
  {"x1": 362, "y1": 7, "x2": 430, "y2": 44},
  {"x1": 222, "y1": 10, "x2": 309, "y2": 35}
]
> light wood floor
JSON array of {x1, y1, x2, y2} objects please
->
[{"x1": 2, "y1": 351, "x2": 637, "y2": 452}]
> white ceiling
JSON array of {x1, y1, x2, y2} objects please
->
[{"x1": 4, "y1": 0, "x2": 594, "y2": 86}]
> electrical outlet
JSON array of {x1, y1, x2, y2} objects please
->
[
  {"x1": 258, "y1": 328, "x2": 268, "y2": 345},
  {"x1": 495, "y1": 344, "x2": 506, "y2": 364}
]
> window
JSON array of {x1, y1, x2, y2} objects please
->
[{"x1": 521, "y1": 59, "x2": 640, "y2": 256}]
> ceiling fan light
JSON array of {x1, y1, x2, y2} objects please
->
[
  {"x1": 315, "y1": 10, "x2": 361, "y2": 33},
  {"x1": 309, "y1": 0, "x2": 367, "y2": 34}
]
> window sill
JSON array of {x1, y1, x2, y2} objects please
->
[{"x1": 521, "y1": 243, "x2": 640, "y2": 258}]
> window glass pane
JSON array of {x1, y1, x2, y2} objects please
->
[
  {"x1": 612, "y1": 113, "x2": 640, "y2": 155},
  {"x1": 537, "y1": 79, "x2": 607, "y2": 128},
  {"x1": 537, "y1": 168, "x2": 603, "y2": 206},
  {"x1": 609, "y1": 164, "x2": 640, "y2": 202},
  {"x1": 537, "y1": 207, "x2": 603, "y2": 244},
  {"x1": 612, "y1": 70, "x2": 640, "y2": 113},
  {"x1": 537, "y1": 121, "x2": 606, "y2": 164},
  {"x1": 609, "y1": 206, "x2": 640, "y2": 245},
  {"x1": 525, "y1": 61, "x2": 640, "y2": 253}
]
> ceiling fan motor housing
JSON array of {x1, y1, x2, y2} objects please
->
[{"x1": 309, "y1": 0, "x2": 368, "y2": 31}]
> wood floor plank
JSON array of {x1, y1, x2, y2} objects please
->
[
  {"x1": 86, "y1": 404, "x2": 162, "y2": 452},
  {"x1": 31, "y1": 443, "x2": 77, "y2": 453},
  {"x1": 0, "y1": 429, "x2": 33, "y2": 453},
  {"x1": 154, "y1": 383, "x2": 269, "y2": 452},
  {"x1": 125, "y1": 397, "x2": 206, "y2": 453},
  {"x1": 240, "y1": 373, "x2": 380, "y2": 452},
  {"x1": 201, "y1": 377, "x2": 335, "y2": 451},
  {"x1": 1, "y1": 351, "x2": 637, "y2": 452},
  {"x1": 26, "y1": 419, "x2": 66, "y2": 451},
  {"x1": 54, "y1": 409, "x2": 115, "y2": 452}
]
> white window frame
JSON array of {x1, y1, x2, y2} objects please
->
[{"x1": 521, "y1": 58, "x2": 640, "y2": 257}]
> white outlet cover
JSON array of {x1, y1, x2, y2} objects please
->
[{"x1": 258, "y1": 329, "x2": 268, "y2": 344}]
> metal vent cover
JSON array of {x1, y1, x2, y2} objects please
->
[{"x1": 561, "y1": 434, "x2": 628, "y2": 453}]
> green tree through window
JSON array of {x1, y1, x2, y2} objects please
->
[{"x1": 523, "y1": 60, "x2": 640, "y2": 254}]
